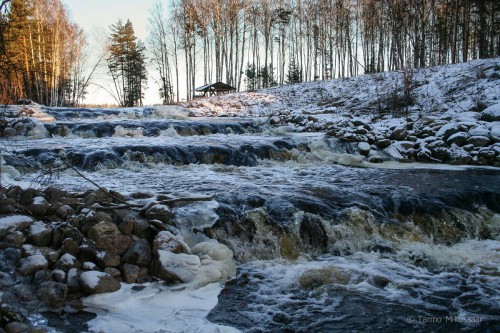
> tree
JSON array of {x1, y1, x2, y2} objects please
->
[{"x1": 106, "y1": 19, "x2": 147, "y2": 107}]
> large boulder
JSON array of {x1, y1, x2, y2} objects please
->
[
  {"x1": 467, "y1": 136, "x2": 490, "y2": 147},
  {"x1": 80, "y1": 271, "x2": 121, "y2": 294},
  {"x1": 446, "y1": 132, "x2": 468, "y2": 146},
  {"x1": 144, "y1": 204, "x2": 173, "y2": 224},
  {"x1": 150, "y1": 251, "x2": 201, "y2": 283},
  {"x1": 435, "y1": 123, "x2": 460, "y2": 140},
  {"x1": 88, "y1": 221, "x2": 120, "y2": 242},
  {"x1": 95, "y1": 235, "x2": 132, "y2": 255}
]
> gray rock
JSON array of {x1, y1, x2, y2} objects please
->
[
  {"x1": 4, "y1": 231, "x2": 25, "y2": 248},
  {"x1": 28, "y1": 196, "x2": 50, "y2": 217},
  {"x1": 80, "y1": 271, "x2": 121, "y2": 294},
  {"x1": 18, "y1": 255, "x2": 48, "y2": 275},
  {"x1": 5, "y1": 322, "x2": 31, "y2": 333},
  {"x1": 467, "y1": 135, "x2": 490, "y2": 147},
  {"x1": 490, "y1": 125, "x2": 500, "y2": 142},
  {"x1": 122, "y1": 239, "x2": 152, "y2": 267},
  {"x1": 37, "y1": 281, "x2": 68, "y2": 307},
  {"x1": 51, "y1": 269, "x2": 66, "y2": 282},
  {"x1": 122, "y1": 264, "x2": 140, "y2": 284},
  {"x1": 468, "y1": 126, "x2": 489, "y2": 137},
  {"x1": 269, "y1": 116, "x2": 281, "y2": 125},
  {"x1": 118, "y1": 215, "x2": 135, "y2": 235},
  {"x1": 368, "y1": 155, "x2": 384, "y2": 163},
  {"x1": 0, "y1": 272, "x2": 15, "y2": 288},
  {"x1": 446, "y1": 132, "x2": 468, "y2": 146},
  {"x1": 56, "y1": 205, "x2": 74, "y2": 219}
]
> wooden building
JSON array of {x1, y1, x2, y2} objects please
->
[{"x1": 194, "y1": 82, "x2": 236, "y2": 97}]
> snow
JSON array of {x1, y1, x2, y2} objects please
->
[
  {"x1": 59, "y1": 253, "x2": 76, "y2": 265},
  {"x1": 80, "y1": 271, "x2": 108, "y2": 289},
  {"x1": 29, "y1": 221, "x2": 49, "y2": 235},
  {"x1": 83, "y1": 282, "x2": 240, "y2": 333},
  {"x1": 0, "y1": 215, "x2": 34, "y2": 232}
]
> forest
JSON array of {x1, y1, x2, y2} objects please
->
[{"x1": 0, "y1": 0, "x2": 499, "y2": 105}]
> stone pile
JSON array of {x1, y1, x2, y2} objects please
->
[{"x1": 0, "y1": 186, "x2": 235, "y2": 332}]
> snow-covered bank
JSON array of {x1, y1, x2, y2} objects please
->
[{"x1": 184, "y1": 58, "x2": 500, "y2": 167}]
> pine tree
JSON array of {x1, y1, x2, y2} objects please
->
[
  {"x1": 286, "y1": 59, "x2": 301, "y2": 84},
  {"x1": 107, "y1": 19, "x2": 147, "y2": 107}
]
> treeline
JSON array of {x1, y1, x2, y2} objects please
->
[
  {"x1": 0, "y1": 0, "x2": 87, "y2": 106},
  {"x1": 151, "y1": 0, "x2": 499, "y2": 101}
]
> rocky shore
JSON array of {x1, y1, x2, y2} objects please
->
[{"x1": 0, "y1": 186, "x2": 235, "y2": 333}]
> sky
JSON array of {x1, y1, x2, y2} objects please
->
[{"x1": 63, "y1": 0, "x2": 163, "y2": 105}]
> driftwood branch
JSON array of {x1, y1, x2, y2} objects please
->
[{"x1": 92, "y1": 195, "x2": 216, "y2": 211}]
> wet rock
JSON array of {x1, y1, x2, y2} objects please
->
[
  {"x1": 269, "y1": 116, "x2": 281, "y2": 125},
  {"x1": 467, "y1": 135, "x2": 490, "y2": 147},
  {"x1": 369, "y1": 275, "x2": 391, "y2": 288},
  {"x1": 28, "y1": 221, "x2": 52, "y2": 247},
  {"x1": 80, "y1": 271, "x2": 121, "y2": 294},
  {"x1": 150, "y1": 251, "x2": 201, "y2": 283},
  {"x1": 122, "y1": 264, "x2": 140, "y2": 284},
  {"x1": 299, "y1": 266, "x2": 350, "y2": 290},
  {"x1": 18, "y1": 255, "x2": 48, "y2": 275},
  {"x1": 153, "y1": 231, "x2": 190, "y2": 254},
  {"x1": 122, "y1": 239, "x2": 152, "y2": 267},
  {"x1": 37, "y1": 281, "x2": 68, "y2": 307},
  {"x1": 144, "y1": 204, "x2": 173, "y2": 224},
  {"x1": 446, "y1": 132, "x2": 468, "y2": 146},
  {"x1": 368, "y1": 155, "x2": 384, "y2": 163}
]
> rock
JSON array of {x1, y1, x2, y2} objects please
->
[
  {"x1": 357, "y1": 142, "x2": 371, "y2": 156},
  {"x1": 122, "y1": 264, "x2": 140, "y2": 284},
  {"x1": 432, "y1": 147, "x2": 452, "y2": 162},
  {"x1": 435, "y1": 123, "x2": 460, "y2": 140},
  {"x1": 4, "y1": 231, "x2": 25, "y2": 248},
  {"x1": 468, "y1": 126, "x2": 489, "y2": 137},
  {"x1": 95, "y1": 235, "x2": 132, "y2": 255},
  {"x1": 88, "y1": 221, "x2": 120, "y2": 242},
  {"x1": 28, "y1": 196, "x2": 50, "y2": 217},
  {"x1": 56, "y1": 205, "x2": 74, "y2": 219},
  {"x1": 490, "y1": 125, "x2": 500, "y2": 142},
  {"x1": 369, "y1": 275, "x2": 391, "y2": 288},
  {"x1": 478, "y1": 148, "x2": 495, "y2": 159},
  {"x1": 269, "y1": 116, "x2": 281, "y2": 125},
  {"x1": 33, "y1": 269, "x2": 52, "y2": 284},
  {"x1": 95, "y1": 251, "x2": 121, "y2": 268},
  {"x1": 13, "y1": 284, "x2": 34, "y2": 301},
  {"x1": 28, "y1": 221, "x2": 53, "y2": 247},
  {"x1": 153, "y1": 231, "x2": 190, "y2": 254},
  {"x1": 18, "y1": 255, "x2": 48, "y2": 275},
  {"x1": 82, "y1": 262, "x2": 97, "y2": 271},
  {"x1": 299, "y1": 266, "x2": 350, "y2": 290},
  {"x1": 144, "y1": 204, "x2": 173, "y2": 224},
  {"x1": 55, "y1": 253, "x2": 81, "y2": 272},
  {"x1": 0, "y1": 272, "x2": 15, "y2": 288},
  {"x1": 389, "y1": 127, "x2": 407, "y2": 140},
  {"x1": 122, "y1": 239, "x2": 152, "y2": 267},
  {"x1": 132, "y1": 219, "x2": 153, "y2": 240},
  {"x1": 368, "y1": 155, "x2": 384, "y2": 163},
  {"x1": 104, "y1": 267, "x2": 121, "y2": 278},
  {"x1": 80, "y1": 271, "x2": 121, "y2": 294},
  {"x1": 481, "y1": 103, "x2": 500, "y2": 121},
  {"x1": 37, "y1": 282, "x2": 68, "y2": 307},
  {"x1": 60, "y1": 238, "x2": 79, "y2": 257},
  {"x1": 150, "y1": 251, "x2": 201, "y2": 283},
  {"x1": 0, "y1": 215, "x2": 34, "y2": 238},
  {"x1": 446, "y1": 132, "x2": 468, "y2": 146},
  {"x1": 336, "y1": 153, "x2": 364, "y2": 166},
  {"x1": 51, "y1": 269, "x2": 66, "y2": 282},
  {"x1": 375, "y1": 138, "x2": 391, "y2": 149},
  {"x1": 467, "y1": 135, "x2": 490, "y2": 147},
  {"x1": 66, "y1": 268, "x2": 81, "y2": 292},
  {"x1": 4, "y1": 322, "x2": 31, "y2": 333},
  {"x1": 80, "y1": 211, "x2": 114, "y2": 235},
  {"x1": 118, "y1": 215, "x2": 135, "y2": 235}
]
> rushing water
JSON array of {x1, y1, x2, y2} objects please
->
[{"x1": 3, "y1": 106, "x2": 500, "y2": 332}]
